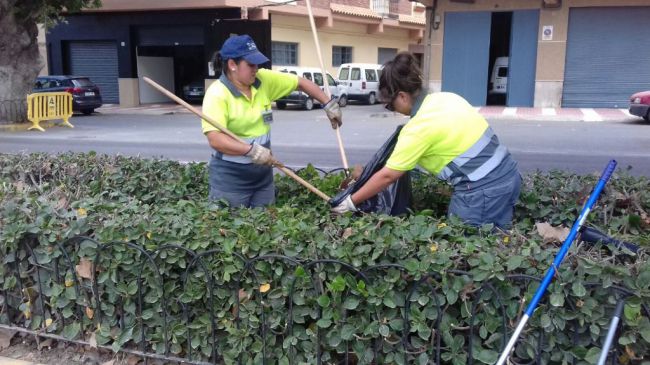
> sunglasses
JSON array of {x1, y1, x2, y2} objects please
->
[{"x1": 384, "y1": 93, "x2": 398, "y2": 112}]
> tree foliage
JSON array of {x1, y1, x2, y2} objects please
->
[
  {"x1": 0, "y1": 0, "x2": 101, "y2": 123},
  {"x1": 11, "y1": 0, "x2": 102, "y2": 26}
]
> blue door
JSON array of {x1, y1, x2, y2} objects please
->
[
  {"x1": 441, "y1": 12, "x2": 491, "y2": 106},
  {"x1": 507, "y1": 10, "x2": 539, "y2": 107}
]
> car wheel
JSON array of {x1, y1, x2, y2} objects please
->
[
  {"x1": 645, "y1": 112, "x2": 650, "y2": 122},
  {"x1": 338, "y1": 95, "x2": 348, "y2": 107},
  {"x1": 82, "y1": 109, "x2": 94, "y2": 115},
  {"x1": 367, "y1": 93, "x2": 376, "y2": 105},
  {"x1": 276, "y1": 102, "x2": 287, "y2": 110},
  {"x1": 304, "y1": 98, "x2": 314, "y2": 110}
]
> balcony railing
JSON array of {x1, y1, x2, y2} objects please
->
[{"x1": 372, "y1": 0, "x2": 399, "y2": 19}]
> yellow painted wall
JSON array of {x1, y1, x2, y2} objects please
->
[{"x1": 271, "y1": 14, "x2": 416, "y2": 76}]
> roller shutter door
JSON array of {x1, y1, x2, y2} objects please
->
[
  {"x1": 68, "y1": 41, "x2": 119, "y2": 103},
  {"x1": 562, "y1": 7, "x2": 650, "y2": 108}
]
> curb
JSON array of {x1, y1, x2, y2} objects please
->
[
  {"x1": 0, "y1": 356, "x2": 44, "y2": 365},
  {"x1": 0, "y1": 120, "x2": 60, "y2": 133}
]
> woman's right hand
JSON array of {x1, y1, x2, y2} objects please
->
[
  {"x1": 324, "y1": 98, "x2": 342, "y2": 129},
  {"x1": 245, "y1": 143, "x2": 275, "y2": 165}
]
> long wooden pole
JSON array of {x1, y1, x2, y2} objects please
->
[
  {"x1": 143, "y1": 77, "x2": 331, "y2": 202},
  {"x1": 304, "y1": 0, "x2": 350, "y2": 172}
]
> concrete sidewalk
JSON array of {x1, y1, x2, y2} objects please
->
[
  {"x1": 478, "y1": 105, "x2": 635, "y2": 122},
  {"x1": 96, "y1": 103, "x2": 637, "y2": 122}
]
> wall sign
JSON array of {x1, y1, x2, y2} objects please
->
[{"x1": 542, "y1": 25, "x2": 553, "y2": 41}]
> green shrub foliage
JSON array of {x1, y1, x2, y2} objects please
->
[{"x1": 1, "y1": 153, "x2": 649, "y2": 364}]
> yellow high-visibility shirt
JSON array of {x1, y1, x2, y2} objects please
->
[
  {"x1": 201, "y1": 68, "x2": 298, "y2": 138},
  {"x1": 386, "y1": 92, "x2": 488, "y2": 175}
]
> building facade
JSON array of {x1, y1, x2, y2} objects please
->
[
  {"x1": 42, "y1": 0, "x2": 425, "y2": 107},
  {"x1": 267, "y1": 0, "x2": 425, "y2": 75},
  {"x1": 42, "y1": 0, "x2": 650, "y2": 108},
  {"x1": 424, "y1": 0, "x2": 650, "y2": 108}
]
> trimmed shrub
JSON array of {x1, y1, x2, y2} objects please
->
[{"x1": 1, "y1": 153, "x2": 649, "y2": 364}]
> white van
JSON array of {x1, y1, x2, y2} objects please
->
[
  {"x1": 275, "y1": 66, "x2": 342, "y2": 110},
  {"x1": 337, "y1": 63, "x2": 383, "y2": 105},
  {"x1": 489, "y1": 57, "x2": 509, "y2": 95}
]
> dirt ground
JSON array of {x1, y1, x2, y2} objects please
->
[{"x1": 0, "y1": 330, "x2": 175, "y2": 365}]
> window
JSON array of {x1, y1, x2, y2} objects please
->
[
  {"x1": 332, "y1": 46, "x2": 352, "y2": 67},
  {"x1": 339, "y1": 67, "x2": 350, "y2": 80},
  {"x1": 72, "y1": 78, "x2": 93, "y2": 87},
  {"x1": 351, "y1": 68, "x2": 361, "y2": 81},
  {"x1": 326, "y1": 74, "x2": 336, "y2": 86},
  {"x1": 302, "y1": 72, "x2": 312, "y2": 81},
  {"x1": 272, "y1": 42, "x2": 298, "y2": 65},
  {"x1": 313, "y1": 73, "x2": 323, "y2": 86},
  {"x1": 372, "y1": 0, "x2": 389, "y2": 15},
  {"x1": 365, "y1": 69, "x2": 377, "y2": 82},
  {"x1": 34, "y1": 79, "x2": 46, "y2": 89},
  {"x1": 43, "y1": 79, "x2": 62, "y2": 88},
  {"x1": 377, "y1": 47, "x2": 397, "y2": 64}
]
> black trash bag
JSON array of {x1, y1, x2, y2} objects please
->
[{"x1": 329, "y1": 125, "x2": 412, "y2": 215}]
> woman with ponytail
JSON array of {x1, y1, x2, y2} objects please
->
[{"x1": 332, "y1": 52, "x2": 521, "y2": 229}]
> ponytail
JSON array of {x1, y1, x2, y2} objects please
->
[{"x1": 379, "y1": 52, "x2": 423, "y2": 100}]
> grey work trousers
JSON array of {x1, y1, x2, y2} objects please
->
[
  {"x1": 208, "y1": 183, "x2": 276, "y2": 208},
  {"x1": 448, "y1": 172, "x2": 521, "y2": 229}
]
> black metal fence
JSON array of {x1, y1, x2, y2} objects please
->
[
  {"x1": 0, "y1": 99, "x2": 27, "y2": 124},
  {"x1": 1, "y1": 234, "x2": 647, "y2": 364}
]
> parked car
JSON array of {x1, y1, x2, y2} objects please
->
[
  {"x1": 629, "y1": 90, "x2": 650, "y2": 122},
  {"x1": 336, "y1": 63, "x2": 382, "y2": 105},
  {"x1": 275, "y1": 67, "x2": 344, "y2": 110},
  {"x1": 182, "y1": 81, "x2": 205, "y2": 103},
  {"x1": 33, "y1": 76, "x2": 102, "y2": 115}
]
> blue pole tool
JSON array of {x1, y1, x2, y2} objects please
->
[{"x1": 496, "y1": 160, "x2": 617, "y2": 365}]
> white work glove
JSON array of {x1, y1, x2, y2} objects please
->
[
  {"x1": 323, "y1": 97, "x2": 342, "y2": 129},
  {"x1": 331, "y1": 195, "x2": 357, "y2": 214},
  {"x1": 245, "y1": 143, "x2": 275, "y2": 166}
]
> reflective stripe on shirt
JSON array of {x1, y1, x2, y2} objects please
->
[
  {"x1": 218, "y1": 132, "x2": 271, "y2": 164},
  {"x1": 440, "y1": 127, "x2": 509, "y2": 185}
]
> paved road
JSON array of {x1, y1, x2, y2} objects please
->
[{"x1": 1, "y1": 104, "x2": 649, "y2": 176}]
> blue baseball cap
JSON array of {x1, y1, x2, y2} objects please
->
[{"x1": 219, "y1": 35, "x2": 269, "y2": 65}]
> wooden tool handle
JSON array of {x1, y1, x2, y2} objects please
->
[
  {"x1": 142, "y1": 77, "x2": 331, "y2": 202},
  {"x1": 277, "y1": 166, "x2": 330, "y2": 201},
  {"x1": 304, "y1": 0, "x2": 350, "y2": 172}
]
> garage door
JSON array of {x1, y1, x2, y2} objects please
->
[
  {"x1": 562, "y1": 7, "x2": 650, "y2": 108},
  {"x1": 68, "y1": 41, "x2": 119, "y2": 103}
]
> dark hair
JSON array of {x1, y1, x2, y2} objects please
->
[
  {"x1": 212, "y1": 52, "x2": 243, "y2": 77},
  {"x1": 379, "y1": 52, "x2": 423, "y2": 101}
]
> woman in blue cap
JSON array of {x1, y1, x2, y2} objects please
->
[{"x1": 202, "y1": 34, "x2": 342, "y2": 208}]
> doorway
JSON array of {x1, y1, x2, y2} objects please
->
[
  {"x1": 136, "y1": 46, "x2": 205, "y2": 104},
  {"x1": 486, "y1": 12, "x2": 512, "y2": 106},
  {"x1": 442, "y1": 10, "x2": 538, "y2": 106}
]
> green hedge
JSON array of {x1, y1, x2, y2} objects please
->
[{"x1": 1, "y1": 153, "x2": 649, "y2": 365}]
